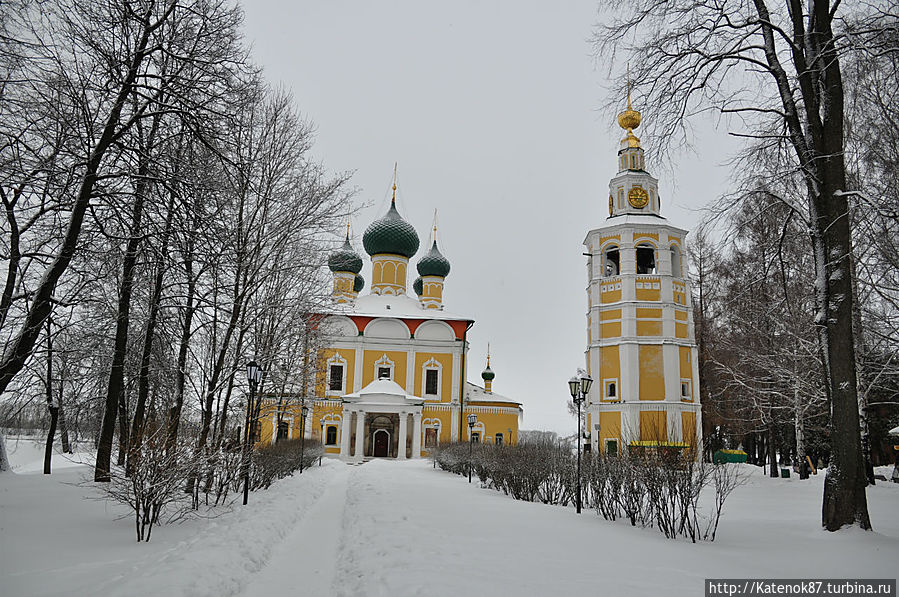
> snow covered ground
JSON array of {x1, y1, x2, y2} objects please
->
[{"x1": 1, "y1": 438, "x2": 897, "y2": 597}]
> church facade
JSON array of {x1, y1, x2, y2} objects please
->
[
  {"x1": 255, "y1": 182, "x2": 521, "y2": 459},
  {"x1": 583, "y1": 98, "x2": 702, "y2": 456}
]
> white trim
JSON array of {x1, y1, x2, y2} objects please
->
[
  {"x1": 422, "y1": 417, "x2": 442, "y2": 448},
  {"x1": 326, "y1": 353, "x2": 348, "y2": 396},
  {"x1": 421, "y1": 357, "x2": 443, "y2": 400},
  {"x1": 604, "y1": 378, "x2": 619, "y2": 399},
  {"x1": 680, "y1": 378, "x2": 692, "y2": 399},
  {"x1": 371, "y1": 428, "x2": 391, "y2": 457},
  {"x1": 374, "y1": 354, "x2": 396, "y2": 381}
]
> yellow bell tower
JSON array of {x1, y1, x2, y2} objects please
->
[{"x1": 583, "y1": 90, "x2": 702, "y2": 457}]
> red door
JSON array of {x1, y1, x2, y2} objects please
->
[{"x1": 373, "y1": 430, "x2": 389, "y2": 457}]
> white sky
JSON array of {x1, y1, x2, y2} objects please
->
[{"x1": 241, "y1": 1, "x2": 739, "y2": 434}]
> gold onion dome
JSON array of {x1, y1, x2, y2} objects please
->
[{"x1": 617, "y1": 103, "x2": 641, "y2": 131}]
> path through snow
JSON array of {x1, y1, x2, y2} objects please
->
[
  {"x1": 2, "y1": 445, "x2": 898, "y2": 597},
  {"x1": 243, "y1": 463, "x2": 351, "y2": 596}
]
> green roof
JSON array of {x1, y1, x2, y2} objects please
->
[
  {"x1": 363, "y1": 200, "x2": 420, "y2": 258},
  {"x1": 481, "y1": 366, "x2": 495, "y2": 381},
  {"x1": 412, "y1": 276, "x2": 423, "y2": 296},
  {"x1": 328, "y1": 237, "x2": 363, "y2": 274},
  {"x1": 417, "y1": 240, "x2": 451, "y2": 277},
  {"x1": 353, "y1": 274, "x2": 364, "y2": 293}
]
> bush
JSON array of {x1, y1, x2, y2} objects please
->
[
  {"x1": 433, "y1": 441, "x2": 743, "y2": 542},
  {"x1": 251, "y1": 438, "x2": 323, "y2": 490}
]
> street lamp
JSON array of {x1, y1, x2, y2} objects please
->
[
  {"x1": 467, "y1": 413, "x2": 477, "y2": 484},
  {"x1": 299, "y1": 404, "x2": 309, "y2": 474},
  {"x1": 568, "y1": 373, "x2": 593, "y2": 514},
  {"x1": 243, "y1": 360, "x2": 262, "y2": 506}
]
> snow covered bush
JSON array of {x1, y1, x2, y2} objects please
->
[
  {"x1": 434, "y1": 441, "x2": 744, "y2": 542},
  {"x1": 251, "y1": 439, "x2": 323, "y2": 491},
  {"x1": 98, "y1": 429, "x2": 201, "y2": 542}
]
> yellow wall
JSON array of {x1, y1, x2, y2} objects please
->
[
  {"x1": 316, "y1": 348, "x2": 356, "y2": 396},
  {"x1": 601, "y1": 345, "x2": 620, "y2": 401},
  {"x1": 601, "y1": 286, "x2": 622, "y2": 303},
  {"x1": 362, "y1": 350, "x2": 408, "y2": 387},
  {"x1": 636, "y1": 278, "x2": 661, "y2": 301},
  {"x1": 600, "y1": 309, "x2": 621, "y2": 338},
  {"x1": 675, "y1": 323, "x2": 688, "y2": 338},
  {"x1": 682, "y1": 411, "x2": 697, "y2": 446},
  {"x1": 640, "y1": 411, "x2": 668, "y2": 442},
  {"x1": 414, "y1": 352, "x2": 454, "y2": 401},
  {"x1": 599, "y1": 411, "x2": 621, "y2": 453},
  {"x1": 638, "y1": 344, "x2": 664, "y2": 400},
  {"x1": 371, "y1": 254, "x2": 408, "y2": 293}
]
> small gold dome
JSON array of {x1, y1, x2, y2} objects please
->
[{"x1": 618, "y1": 107, "x2": 641, "y2": 131}]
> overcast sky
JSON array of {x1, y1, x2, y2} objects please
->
[{"x1": 241, "y1": 1, "x2": 740, "y2": 434}]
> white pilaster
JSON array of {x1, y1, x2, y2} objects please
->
[
  {"x1": 354, "y1": 409, "x2": 365, "y2": 459},
  {"x1": 340, "y1": 408, "x2": 352, "y2": 458},
  {"x1": 450, "y1": 403, "x2": 459, "y2": 442},
  {"x1": 398, "y1": 411, "x2": 408, "y2": 459},
  {"x1": 411, "y1": 411, "x2": 422, "y2": 458}
]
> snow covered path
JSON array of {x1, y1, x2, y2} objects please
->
[
  {"x1": 242, "y1": 463, "x2": 351, "y2": 597},
  {"x1": 2, "y1": 442, "x2": 898, "y2": 597}
]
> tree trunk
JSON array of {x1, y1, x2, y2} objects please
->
[
  {"x1": 58, "y1": 379, "x2": 71, "y2": 454},
  {"x1": 768, "y1": 425, "x2": 778, "y2": 478},
  {"x1": 128, "y1": 183, "x2": 173, "y2": 474},
  {"x1": 43, "y1": 406, "x2": 59, "y2": 475},
  {"x1": 44, "y1": 318, "x2": 57, "y2": 475}
]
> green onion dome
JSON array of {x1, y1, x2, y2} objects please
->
[
  {"x1": 353, "y1": 274, "x2": 364, "y2": 293},
  {"x1": 328, "y1": 237, "x2": 363, "y2": 274},
  {"x1": 416, "y1": 240, "x2": 451, "y2": 278},
  {"x1": 481, "y1": 366, "x2": 495, "y2": 381},
  {"x1": 363, "y1": 199, "x2": 420, "y2": 258},
  {"x1": 412, "y1": 276, "x2": 423, "y2": 296}
]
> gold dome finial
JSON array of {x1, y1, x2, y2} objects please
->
[
  {"x1": 617, "y1": 64, "x2": 642, "y2": 142},
  {"x1": 487, "y1": 343, "x2": 491, "y2": 368},
  {"x1": 391, "y1": 162, "x2": 398, "y2": 205},
  {"x1": 346, "y1": 219, "x2": 351, "y2": 240}
]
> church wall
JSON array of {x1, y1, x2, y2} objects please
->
[
  {"x1": 638, "y1": 344, "x2": 664, "y2": 400},
  {"x1": 362, "y1": 349, "x2": 408, "y2": 387},
  {"x1": 599, "y1": 411, "x2": 621, "y2": 453},
  {"x1": 600, "y1": 345, "x2": 620, "y2": 402},
  {"x1": 413, "y1": 352, "x2": 454, "y2": 402},
  {"x1": 463, "y1": 407, "x2": 519, "y2": 446}
]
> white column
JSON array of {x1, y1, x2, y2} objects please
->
[
  {"x1": 340, "y1": 408, "x2": 352, "y2": 458},
  {"x1": 450, "y1": 403, "x2": 459, "y2": 442},
  {"x1": 411, "y1": 411, "x2": 422, "y2": 458},
  {"x1": 397, "y1": 411, "x2": 408, "y2": 459},
  {"x1": 354, "y1": 409, "x2": 365, "y2": 459}
]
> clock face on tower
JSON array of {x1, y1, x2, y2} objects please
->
[{"x1": 628, "y1": 186, "x2": 649, "y2": 208}]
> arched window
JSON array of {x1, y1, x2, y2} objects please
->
[
  {"x1": 495, "y1": 433, "x2": 504, "y2": 446},
  {"x1": 670, "y1": 245, "x2": 682, "y2": 278},
  {"x1": 603, "y1": 245, "x2": 620, "y2": 277},
  {"x1": 326, "y1": 425, "x2": 338, "y2": 445},
  {"x1": 636, "y1": 243, "x2": 657, "y2": 274}
]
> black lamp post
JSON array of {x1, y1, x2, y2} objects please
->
[
  {"x1": 568, "y1": 373, "x2": 593, "y2": 514},
  {"x1": 467, "y1": 413, "x2": 477, "y2": 484},
  {"x1": 299, "y1": 404, "x2": 309, "y2": 474},
  {"x1": 243, "y1": 360, "x2": 262, "y2": 506}
]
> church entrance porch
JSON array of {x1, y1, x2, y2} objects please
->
[{"x1": 339, "y1": 378, "x2": 425, "y2": 461}]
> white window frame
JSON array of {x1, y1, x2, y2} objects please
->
[
  {"x1": 321, "y1": 413, "x2": 342, "y2": 446},
  {"x1": 604, "y1": 378, "x2": 619, "y2": 400},
  {"x1": 374, "y1": 354, "x2": 395, "y2": 381},
  {"x1": 326, "y1": 354, "x2": 348, "y2": 396},
  {"x1": 680, "y1": 379, "x2": 692, "y2": 400},
  {"x1": 421, "y1": 357, "x2": 442, "y2": 400}
]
